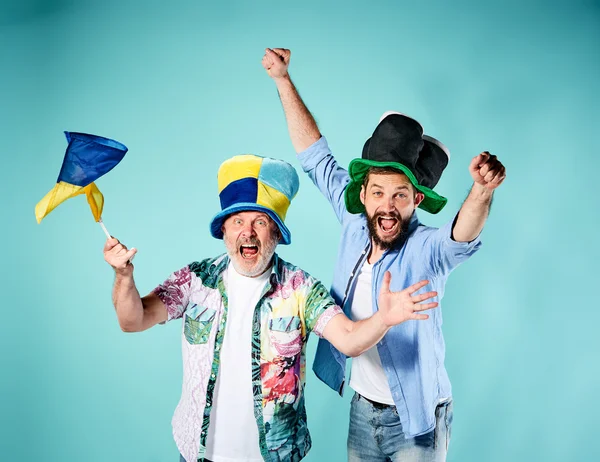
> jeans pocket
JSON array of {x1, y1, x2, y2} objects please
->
[
  {"x1": 183, "y1": 306, "x2": 216, "y2": 345},
  {"x1": 433, "y1": 400, "x2": 452, "y2": 451},
  {"x1": 445, "y1": 401, "x2": 453, "y2": 451}
]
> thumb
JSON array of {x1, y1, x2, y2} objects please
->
[
  {"x1": 104, "y1": 237, "x2": 119, "y2": 252},
  {"x1": 265, "y1": 48, "x2": 279, "y2": 60},
  {"x1": 125, "y1": 248, "x2": 138, "y2": 261},
  {"x1": 380, "y1": 271, "x2": 392, "y2": 295}
]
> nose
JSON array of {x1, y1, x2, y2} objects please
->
[
  {"x1": 240, "y1": 222, "x2": 256, "y2": 238},
  {"x1": 382, "y1": 196, "x2": 396, "y2": 213}
]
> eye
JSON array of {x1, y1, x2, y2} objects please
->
[
  {"x1": 233, "y1": 218, "x2": 243, "y2": 225},
  {"x1": 373, "y1": 191, "x2": 383, "y2": 197},
  {"x1": 396, "y1": 193, "x2": 407, "y2": 199},
  {"x1": 256, "y1": 219, "x2": 268, "y2": 227}
]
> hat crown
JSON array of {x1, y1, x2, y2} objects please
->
[
  {"x1": 209, "y1": 154, "x2": 299, "y2": 245},
  {"x1": 362, "y1": 114, "x2": 448, "y2": 189}
]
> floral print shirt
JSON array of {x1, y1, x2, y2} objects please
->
[{"x1": 153, "y1": 253, "x2": 343, "y2": 462}]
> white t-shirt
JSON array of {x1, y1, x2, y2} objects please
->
[
  {"x1": 349, "y1": 261, "x2": 395, "y2": 405},
  {"x1": 204, "y1": 263, "x2": 270, "y2": 462}
]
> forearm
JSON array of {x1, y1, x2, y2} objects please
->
[
  {"x1": 273, "y1": 75, "x2": 321, "y2": 152},
  {"x1": 452, "y1": 183, "x2": 493, "y2": 242},
  {"x1": 334, "y1": 312, "x2": 391, "y2": 358},
  {"x1": 112, "y1": 272, "x2": 144, "y2": 332}
]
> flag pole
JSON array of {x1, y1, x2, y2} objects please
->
[{"x1": 99, "y1": 218, "x2": 111, "y2": 239}]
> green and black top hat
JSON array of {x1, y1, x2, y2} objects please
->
[{"x1": 345, "y1": 111, "x2": 450, "y2": 215}]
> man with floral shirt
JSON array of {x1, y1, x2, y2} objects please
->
[{"x1": 104, "y1": 154, "x2": 438, "y2": 462}]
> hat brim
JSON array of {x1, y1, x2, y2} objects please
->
[
  {"x1": 209, "y1": 203, "x2": 292, "y2": 245},
  {"x1": 344, "y1": 159, "x2": 448, "y2": 215}
]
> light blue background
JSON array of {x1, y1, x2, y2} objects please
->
[{"x1": 1, "y1": 1, "x2": 599, "y2": 461}]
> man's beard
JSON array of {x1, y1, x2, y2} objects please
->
[
  {"x1": 224, "y1": 233, "x2": 278, "y2": 277},
  {"x1": 366, "y1": 211, "x2": 411, "y2": 250}
]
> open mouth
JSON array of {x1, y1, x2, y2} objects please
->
[
  {"x1": 240, "y1": 244, "x2": 259, "y2": 259},
  {"x1": 377, "y1": 216, "x2": 399, "y2": 235}
]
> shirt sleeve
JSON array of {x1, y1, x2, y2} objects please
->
[
  {"x1": 296, "y1": 136, "x2": 351, "y2": 224},
  {"x1": 422, "y1": 215, "x2": 483, "y2": 278},
  {"x1": 303, "y1": 279, "x2": 344, "y2": 338},
  {"x1": 152, "y1": 265, "x2": 193, "y2": 322}
]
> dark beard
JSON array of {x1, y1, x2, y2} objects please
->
[{"x1": 366, "y1": 211, "x2": 410, "y2": 250}]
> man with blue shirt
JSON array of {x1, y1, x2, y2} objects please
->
[{"x1": 263, "y1": 47, "x2": 506, "y2": 461}]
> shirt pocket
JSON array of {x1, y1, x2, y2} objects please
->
[
  {"x1": 183, "y1": 305, "x2": 216, "y2": 345},
  {"x1": 269, "y1": 316, "x2": 303, "y2": 357}
]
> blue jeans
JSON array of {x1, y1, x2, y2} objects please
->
[{"x1": 347, "y1": 393, "x2": 452, "y2": 462}]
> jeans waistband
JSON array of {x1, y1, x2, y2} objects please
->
[{"x1": 358, "y1": 393, "x2": 395, "y2": 409}]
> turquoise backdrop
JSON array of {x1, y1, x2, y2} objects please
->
[{"x1": 1, "y1": 0, "x2": 599, "y2": 461}]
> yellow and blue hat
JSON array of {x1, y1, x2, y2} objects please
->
[{"x1": 209, "y1": 154, "x2": 300, "y2": 245}]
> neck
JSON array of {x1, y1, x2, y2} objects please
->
[{"x1": 368, "y1": 240, "x2": 386, "y2": 264}]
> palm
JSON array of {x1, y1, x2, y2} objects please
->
[{"x1": 378, "y1": 272, "x2": 438, "y2": 327}]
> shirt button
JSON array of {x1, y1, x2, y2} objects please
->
[{"x1": 211, "y1": 373, "x2": 215, "y2": 379}]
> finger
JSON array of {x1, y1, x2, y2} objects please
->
[
  {"x1": 104, "y1": 237, "x2": 120, "y2": 251},
  {"x1": 266, "y1": 48, "x2": 288, "y2": 63},
  {"x1": 479, "y1": 161, "x2": 493, "y2": 177},
  {"x1": 413, "y1": 302, "x2": 438, "y2": 312},
  {"x1": 405, "y1": 279, "x2": 429, "y2": 295},
  {"x1": 261, "y1": 55, "x2": 269, "y2": 69},
  {"x1": 491, "y1": 164, "x2": 505, "y2": 180},
  {"x1": 469, "y1": 153, "x2": 486, "y2": 172},
  {"x1": 125, "y1": 248, "x2": 137, "y2": 261},
  {"x1": 484, "y1": 168, "x2": 497, "y2": 183},
  {"x1": 479, "y1": 152, "x2": 495, "y2": 166},
  {"x1": 271, "y1": 48, "x2": 291, "y2": 60},
  {"x1": 411, "y1": 291, "x2": 438, "y2": 303},
  {"x1": 488, "y1": 167, "x2": 504, "y2": 184},
  {"x1": 380, "y1": 271, "x2": 392, "y2": 294},
  {"x1": 493, "y1": 169, "x2": 507, "y2": 185},
  {"x1": 113, "y1": 243, "x2": 127, "y2": 254},
  {"x1": 412, "y1": 314, "x2": 430, "y2": 321}
]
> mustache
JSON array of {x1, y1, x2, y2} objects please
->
[
  {"x1": 237, "y1": 237, "x2": 261, "y2": 247},
  {"x1": 373, "y1": 211, "x2": 400, "y2": 220}
]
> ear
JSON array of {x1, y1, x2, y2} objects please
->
[
  {"x1": 360, "y1": 185, "x2": 366, "y2": 205},
  {"x1": 414, "y1": 192, "x2": 425, "y2": 207}
]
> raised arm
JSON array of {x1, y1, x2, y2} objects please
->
[
  {"x1": 452, "y1": 152, "x2": 506, "y2": 242},
  {"x1": 322, "y1": 274, "x2": 438, "y2": 357},
  {"x1": 262, "y1": 48, "x2": 321, "y2": 153},
  {"x1": 104, "y1": 238, "x2": 167, "y2": 332}
]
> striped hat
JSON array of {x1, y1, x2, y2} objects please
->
[{"x1": 209, "y1": 154, "x2": 300, "y2": 245}]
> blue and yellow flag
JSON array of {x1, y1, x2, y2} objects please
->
[{"x1": 35, "y1": 132, "x2": 128, "y2": 223}]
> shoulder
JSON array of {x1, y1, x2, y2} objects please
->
[{"x1": 188, "y1": 254, "x2": 228, "y2": 287}]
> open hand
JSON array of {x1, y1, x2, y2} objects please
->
[{"x1": 378, "y1": 272, "x2": 438, "y2": 327}]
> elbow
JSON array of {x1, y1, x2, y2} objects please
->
[
  {"x1": 348, "y1": 348, "x2": 363, "y2": 358},
  {"x1": 118, "y1": 319, "x2": 142, "y2": 333},
  {"x1": 340, "y1": 344, "x2": 362, "y2": 358}
]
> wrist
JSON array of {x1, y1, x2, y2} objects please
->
[
  {"x1": 373, "y1": 310, "x2": 393, "y2": 330},
  {"x1": 114, "y1": 266, "x2": 134, "y2": 280},
  {"x1": 470, "y1": 182, "x2": 494, "y2": 203},
  {"x1": 273, "y1": 73, "x2": 292, "y2": 86}
]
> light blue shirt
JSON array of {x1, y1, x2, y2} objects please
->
[{"x1": 298, "y1": 136, "x2": 482, "y2": 438}]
